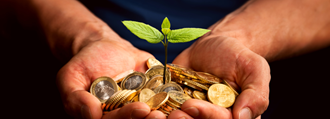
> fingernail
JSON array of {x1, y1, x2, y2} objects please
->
[
  {"x1": 183, "y1": 107, "x2": 199, "y2": 117},
  {"x1": 81, "y1": 105, "x2": 92, "y2": 119},
  {"x1": 131, "y1": 109, "x2": 149, "y2": 119},
  {"x1": 239, "y1": 107, "x2": 252, "y2": 119}
]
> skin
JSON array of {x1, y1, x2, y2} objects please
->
[{"x1": 1, "y1": 0, "x2": 330, "y2": 119}]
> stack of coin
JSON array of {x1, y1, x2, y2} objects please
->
[
  {"x1": 90, "y1": 58, "x2": 240, "y2": 116},
  {"x1": 101, "y1": 90, "x2": 138, "y2": 113}
]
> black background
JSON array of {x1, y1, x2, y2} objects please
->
[{"x1": 1, "y1": 20, "x2": 329, "y2": 119}]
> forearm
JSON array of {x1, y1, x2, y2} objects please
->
[
  {"x1": 6, "y1": 0, "x2": 121, "y2": 61},
  {"x1": 210, "y1": 0, "x2": 330, "y2": 61}
]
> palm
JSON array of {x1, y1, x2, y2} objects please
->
[
  {"x1": 173, "y1": 36, "x2": 270, "y2": 118},
  {"x1": 57, "y1": 39, "x2": 154, "y2": 118}
]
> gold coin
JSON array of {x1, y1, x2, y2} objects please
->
[
  {"x1": 183, "y1": 79, "x2": 209, "y2": 90},
  {"x1": 131, "y1": 94, "x2": 139, "y2": 102},
  {"x1": 147, "y1": 58, "x2": 164, "y2": 68},
  {"x1": 110, "y1": 90, "x2": 131, "y2": 110},
  {"x1": 160, "y1": 103, "x2": 175, "y2": 113},
  {"x1": 183, "y1": 87, "x2": 194, "y2": 98},
  {"x1": 104, "y1": 90, "x2": 122, "y2": 111},
  {"x1": 115, "y1": 90, "x2": 137, "y2": 109},
  {"x1": 181, "y1": 68, "x2": 198, "y2": 79},
  {"x1": 158, "y1": 107, "x2": 171, "y2": 115},
  {"x1": 145, "y1": 65, "x2": 171, "y2": 84},
  {"x1": 90, "y1": 76, "x2": 119, "y2": 103},
  {"x1": 195, "y1": 72, "x2": 222, "y2": 84},
  {"x1": 145, "y1": 92, "x2": 169, "y2": 110},
  {"x1": 166, "y1": 63, "x2": 183, "y2": 72},
  {"x1": 113, "y1": 70, "x2": 135, "y2": 83},
  {"x1": 166, "y1": 100, "x2": 181, "y2": 109},
  {"x1": 139, "y1": 88, "x2": 156, "y2": 103},
  {"x1": 153, "y1": 85, "x2": 163, "y2": 94},
  {"x1": 182, "y1": 81, "x2": 203, "y2": 91},
  {"x1": 168, "y1": 90, "x2": 192, "y2": 106},
  {"x1": 207, "y1": 84, "x2": 235, "y2": 108},
  {"x1": 144, "y1": 75, "x2": 164, "y2": 90},
  {"x1": 159, "y1": 82, "x2": 183, "y2": 93},
  {"x1": 223, "y1": 80, "x2": 239, "y2": 96},
  {"x1": 192, "y1": 90, "x2": 207, "y2": 101},
  {"x1": 121, "y1": 72, "x2": 147, "y2": 91}
]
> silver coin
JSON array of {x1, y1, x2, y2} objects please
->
[
  {"x1": 95, "y1": 80, "x2": 115, "y2": 100},
  {"x1": 121, "y1": 72, "x2": 146, "y2": 91},
  {"x1": 125, "y1": 75, "x2": 143, "y2": 89},
  {"x1": 90, "y1": 76, "x2": 119, "y2": 103},
  {"x1": 159, "y1": 82, "x2": 183, "y2": 93}
]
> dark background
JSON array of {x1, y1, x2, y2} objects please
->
[{"x1": 1, "y1": 19, "x2": 329, "y2": 119}]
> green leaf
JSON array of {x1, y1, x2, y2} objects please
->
[
  {"x1": 167, "y1": 28, "x2": 210, "y2": 43},
  {"x1": 122, "y1": 21, "x2": 164, "y2": 44},
  {"x1": 161, "y1": 17, "x2": 171, "y2": 29},
  {"x1": 162, "y1": 28, "x2": 171, "y2": 36}
]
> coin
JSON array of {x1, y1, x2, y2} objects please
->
[
  {"x1": 145, "y1": 65, "x2": 171, "y2": 84},
  {"x1": 90, "y1": 76, "x2": 119, "y2": 103},
  {"x1": 159, "y1": 82, "x2": 183, "y2": 93},
  {"x1": 131, "y1": 94, "x2": 139, "y2": 102},
  {"x1": 110, "y1": 90, "x2": 132, "y2": 110},
  {"x1": 147, "y1": 57, "x2": 164, "y2": 68},
  {"x1": 207, "y1": 84, "x2": 235, "y2": 108},
  {"x1": 115, "y1": 90, "x2": 137, "y2": 109},
  {"x1": 139, "y1": 88, "x2": 156, "y2": 103},
  {"x1": 183, "y1": 79, "x2": 209, "y2": 90},
  {"x1": 144, "y1": 75, "x2": 164, "y2": 90},
  {"x1": 195, "y1": 72, "x2": 222, "y2": 84},
  {"x1": 153, "y1": 85, "x2": 163, "y2": 93},
  {"x1": 168, "y1": 90, "x2": 192, "y2": 106},
  {"x1": 113, "y1": 70, "x2": 135, "y2": 83},
  {"x1": 145, "y1": 92, "x2": 169, "y2": 110},
  {"x1": 183, "y1": 87, "x2": 194, "y2": 98},
  {"x1": 182, "y1": 81, "x2": 203, "y2": 91},
  {"x1": 223, "y1": 80, "x2": 239, "y2": 96},
  {"x1": 192, "y1": 90, "x2": 207, "y2": 101},
  {"x1": 104, "y1": 90, "x2": 122, "y2": 111},
  {"x1": 121, "y1": 72, "x2": 146, "y2": 91},
  {"x1": 166, "y1": 100, "x2": 181, "y2": 109}
]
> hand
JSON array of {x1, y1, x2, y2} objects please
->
[
  {"x1": 56, "y1": 38, "x2": 166, "y2": 119},
  {"x1": 171, "y1": 35, "x2": 270, "y2": 119}
]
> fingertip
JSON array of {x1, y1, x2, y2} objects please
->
[
  {"x1": 181, "y1": 99, "x2": 231, "y2": 119},
  {"x1": 104, "y1": 102, "x2": 151, "y2": 119},
  {"x1": 64, "y1": 90, "x2": 103, "y2": 119},
  {"x1": 233, "y1": 89, "x2": 269, "y2": 119},
  {"x1": 168, "y1": 110, "x2": 193, "y2": 119},
  {"x1": 146, "y1": 110, "x2": 167, "y2": 119}
]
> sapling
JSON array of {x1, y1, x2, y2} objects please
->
[{"x1": 122, "y1": 17, "x2": 210, "y2": 84}]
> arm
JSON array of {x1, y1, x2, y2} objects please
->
[
  {"x1": 172, "y1": 0, "x2": 330, "y2": 118},
  {"x1": 211, "y1": 0, "x2": 330, "y2": 61},
  {"x1": 7, "y1": 0, "x2": 122, "y2": 61},
  {"x1": 2, "y1": 0, "x2": 164, "y2": 118}
]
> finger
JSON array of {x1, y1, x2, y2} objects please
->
[
  {"x1": 145, "y1": 110, "x2": 167, "y2": 119},
  {"x1": 233, "y1": 50, "x2": 270, "y2": 119},
  {"x1": 180, "y1": 99, "x2": 232, "y2": 119},
  {"x1": 102, "y1": 102, "x2": 151, "y2": 119},
  {"x1": 57, "y1": 64, "x2": 103, "y2": 119},
  {"x1": 168, "y1": 110, "x2": 193, "y2": 119}
]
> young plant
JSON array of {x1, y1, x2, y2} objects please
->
[{"x1": 122, "y1": 17, "x2": 210, "y2": 83}]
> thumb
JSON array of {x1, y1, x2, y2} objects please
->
[
  {"x1": 233, "y1": 51, "x2": 270, "y2": 119},
  {"x1": 57, "y1": 64, "x2": 103, "y2": 119}
]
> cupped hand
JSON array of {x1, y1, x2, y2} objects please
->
[
  {"x1": 171, "y1": 35, "x2": 270, "y2": 119},
  {"x1": 56, "y1": 38, "x2": 166, "y2": 119}
]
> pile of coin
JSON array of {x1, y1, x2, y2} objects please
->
[{"x1": 89, "y1": 58, "x2": 239, "y2": 116}]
